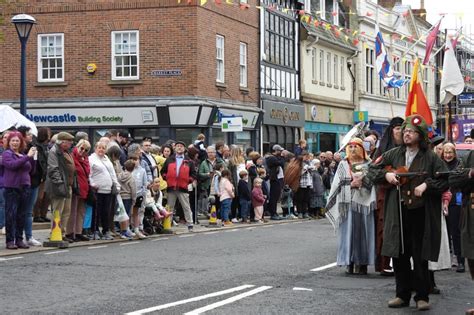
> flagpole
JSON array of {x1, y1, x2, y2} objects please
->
[
  {"x1": 393, "y1": 16, "x2": 444, "y2": 67},
  {"x1": 387, "y1": 88, "x2": 395, "y2": 118},
  {"x1": 429, "y1": 26, "x2": 463, "y2": 62}
]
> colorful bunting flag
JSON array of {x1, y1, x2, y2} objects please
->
[{"x1": 405, "y1": 59, "x2": 433, "y2": 125}]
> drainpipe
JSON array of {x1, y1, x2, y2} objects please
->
[{"x1": 347, "y1": 50, "x2": 359, "y2": 110}]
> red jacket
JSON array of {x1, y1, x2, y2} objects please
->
[
  {"x1": 72, "y1": 147, "x2": 90, "y2": 199},
  {"x1": 161, "y1": 154, "x2": 196, "y2": 192}
]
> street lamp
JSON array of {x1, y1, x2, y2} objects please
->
[{"x1": 11, "y1": 14, "x2": 36, "y2": 116}]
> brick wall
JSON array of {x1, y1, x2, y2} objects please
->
[{"x1": 0, "y1": 0, "x2": 258, "y2": 104}]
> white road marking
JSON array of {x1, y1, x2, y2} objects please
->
[
  {"x1": 203, "y1": 231, "x2": 218, "y2": 235},
  {"x1": 261, "y1": 225, "x2": 274, "y2": 228},
  {"x1": 88, "y1": 245, "x2": 107, "y2": 249},
  {"x1": 293, "y1": 222, "x2": 303, "y2": 224},
  {"x1": 120, "y1": 242, "x2": 140, "y2": 246},
  {"x1": 280, "y1": 223, "x2": 289, "y2": 225},
  {"x1": 183, "y1": 286, "x2": 273, "y2": 315},
  {"x1": 124, "y1": 284, "x2": 255, "y2": 315},
  {"x1": 224, "y1": 229, "x2": 238, "y2": 232},
  {"x1": 44, "y1": 250, "x2": 69, "y2": 255},
  {"x1": 293, "y1": 287, "x2": 313, "y2": 291},
  {"x1": 245, "y1": 227, "x2": 255, "y2": 230},
  {"x1": 151, "y1": 237, "x2": 169, "y2": 242},
  {"x1": 310, "y1": 262, "x2": 337, "y2": 272},
  {"x1": 179, "y1": 234, "x2": 195, "y2": 238},
  {"x1": 0, "y1": 256, "x2": 24, "y2": 261}
]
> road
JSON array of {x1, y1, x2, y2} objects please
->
[{"x1": 0, "y1": 219, "x2": 473, "y2": 314}]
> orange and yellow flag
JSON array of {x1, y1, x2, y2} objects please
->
[{"x1": 405, "y1": 59, "x2": 433, "y2": 125}]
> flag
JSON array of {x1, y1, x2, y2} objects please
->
[
  {"x1": 440, "y1": 38, "x2": 464, "y2": 104},
  {"x1": 375, "y1": 24, "x2": 409, "y2": 88},
  {"x1": 422, "y1": 20, "x2": 441, "y2": 65},
  {"x1": 405, "y1": 59, "x2": 433, "y2": 125}
]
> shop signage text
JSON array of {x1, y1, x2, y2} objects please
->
[
  {"x1": 270, "y1": 107, "x2": 300, "y2": 123},
  {"x1": 27, "y1": 114, "x2": 123, "y2": 124},
  {"x1": 151, "y1": 69, "x2": 182, "y2": 77}
]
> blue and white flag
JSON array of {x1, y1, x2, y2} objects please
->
[{"x1": 375, "y1": 24, "x2": 408, "y2": 89}]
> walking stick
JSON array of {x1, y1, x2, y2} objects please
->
[{"x1": 397, "y1": 184, "x2": 404, "y2": 255}]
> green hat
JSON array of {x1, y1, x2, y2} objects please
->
[{"x1": 402, "y1": 115, "x2": 428, "y2": 141}]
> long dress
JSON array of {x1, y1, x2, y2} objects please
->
[{"x1": 326, "y1": 159, "x2": 377, "y2": 266}]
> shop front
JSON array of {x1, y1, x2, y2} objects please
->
[
  {"x1": 262, "y1": 99, "x2": 305, "y2": 153},
  {"x1": 304, "y1": 104, "x2": 352, "y2": 153}
]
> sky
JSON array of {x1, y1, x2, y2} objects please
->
[{"x1": 402, "y1": 0, "x2": 474, "y2": 35}]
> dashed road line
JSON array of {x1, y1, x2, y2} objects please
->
[
  {"x1": 178, "y1": 234, "x2": 195, "y2": 238},
  {"x1": 125, "y1": 284, "x2": 255, "y2": 315},
  {"x1": 203, "y1": 231, "x2": 218, "y2": 235},
  {"x1": 0, "y1": 256, "x2": 24, "y2": 261},
  {"x1": 88, "y1": 245, "x2": 108, "y2": 249},
  {"x1": 245, "y1": 227, "x2": 255, "y2": 230},
  {"x1": 44, "y1": 250, "x2": 69, "y2": 255},
  {"x1": 224, "y1": 229, "x2": 239, "y2": 232},
  {"x1": 293, "y1": 287, "x2": 313, "y2": 291},
  {"x1": 151, "y1": 237, "x2": 169, "y2": 242},
  {"x1": 310, "y1": 262, "x2": 337, "y2": 272},
  {"x1": 120, "y1": 242, "x2": 140, "y2": 246},
  {"x1": 183, "y1": 286, "x2": 273, "y2": 315}
]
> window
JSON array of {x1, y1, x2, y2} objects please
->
[
  {"x1": 334, "y1": 55, "x2": 338, "y2": 86},
  {"x1": 38, "y1": 33, "x2": 64, "y2": 82},
  {"x1": 310, "y1": 0, "x2": 343, "y2": 26},
  {"x1": 265, "y1": 10, "x2": 295, "y2": 69},
  {"x1": 216, "y1": 35, "x2": 225, "y2": 83},
  {"x1": 423, "y1": 67, "x2": 428, "y2": 95},
  {"x1": 312, "y1": 48, "x2": 317, "y2": 81},
  {"x1": 365, "y1": 48, "x2": 374, "y2": 94},
  {"x1": 404, "y1": 60, "x2": 412, "y2": 100},
  {"x1": 340, "y1": 56, "x2": 345, "y2": 88},
  {"x1": 112, "y1": 31, "x2": 139, "y2": 80},
  {"x1": 326, "y1": 52, "x2": 331, "y2": 85},
  {"x1": 239, "y1": 42, "x2": 247, "y2": 87},
  {"x1": 319, "y1": 49, "x2": 324, "y2": 83}
]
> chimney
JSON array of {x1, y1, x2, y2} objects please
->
[{"x1": 420, "y1": 0, "x2": 425, "y2": 9}]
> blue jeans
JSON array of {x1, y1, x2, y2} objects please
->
[
  {"x1": 24, "y1": 186, "x2": 39, "y2": 240},
  {"x1": 239, "y1": 199, "x2": 251, "y2": 221},
  {"x1": 220, "y1": 199, "x2": 232, "y2": 222},
  {"x1": 0, "y1": 187, "x2": 5, "y2": 228},
  {"x1": 5, "y1": 187, "x2": 30, "y2": 243}
]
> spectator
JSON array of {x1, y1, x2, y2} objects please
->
[
  {"x1": 266, "y1": 144, "x2": 286, "y2": 220},
  {"x1": 45, "y1": 132, "x2": 75, "y2": 243},
  {"x1": 118, "y1": 159, "x2": 137, "y2": 239},
  {"x1": 294, "y1": 139, "x2": 307, "y2": 157},
  {"x1": 215, "y1": 141, "x2": 226, "y2": 161},
  {"x1": 2, "y1": 131, "x2": 36, "y2": 249},
  {"x1": 238, "y1": 170, "x2": 251, "y2": 223},
  {"x1": 198, "y1": 146, "x2": 220, "y2": 217},
  {"x1": 128, "y1": 155, "x2": 148, "y2": 239},
  {"x1": 193, "y1": 133, "x2": 207, "y2": 162},
  {"x1": 363, "y1": 136, "x2": 377, "y2": 160},
  {"x1": 33, "y1": 127, "x2": 52, "y2": 224},
  {"x1": 210, "y1": 162, "x2": 225, "y2": 218},
  {"x1": 106, "y1": 145, "x2": 124, "y2": 236},
  {"x1": 280, "y1": 184, "x2": 294, "y2": 218},
  {"x1": 128, "y1": 143, "x2": 153, "y2": 185},
  {"x1": 294, "y1": 152, "x2": 314, "y2": 219},
  {"x1": 145, "y1": 177, "x2": 171, "y2": 221},
  {"x1": 161, "y1": 141, "x2": 196, "y2": 231},
  {"x1": 0, "y1": 131, "x2": 11, "y2": 235},
  {"x1": 324, "y1": 151, "x2": 334, "y2": 167},
  {"x1": 89, "y1": 141, "x2": 120, "y2": 241},
  {"x1": 310, "y1": 159, "x2": 325, "y2": 219},
  {"x1": 218, "y1": 169, "x2": 234, "y2": 226},
  {"x1": 68, "y1": 139, "x2": 91, "y2": 242},
  {"x1": 187, "y1": 145, "x2": 200, "y2": 223},
  {"x1": 74, "y1": 131, "x2": 89, "y2": 143},
  {"x1": 142, "y1": 139, "x2": 158, "y2": 179},
  {"x1": 252, "y1": 178, "x2": 266, "y2": 223},
  {"x1": 228, "y1": 145, "x2": 245, "y2": 222}
]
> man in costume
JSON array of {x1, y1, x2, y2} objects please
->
[
  {"x1": 373, "y1": 117, "x2": 404, "y2": 276},
  {"x1": 367, "y1": 115, "x2": 448, "y2": 311}
]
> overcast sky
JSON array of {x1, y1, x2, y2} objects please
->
[{"x1": 401, "y1": 0, "x2": 473, "y2": 35}]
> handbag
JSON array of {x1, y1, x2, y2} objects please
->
[{"x1": 99, "y1": 157, "x2": 119, "y2": 195}]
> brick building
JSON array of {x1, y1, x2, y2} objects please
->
[{"x1": 0, "y1": 0, "x2": 261, "y2": 147}]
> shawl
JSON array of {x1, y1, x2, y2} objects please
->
[{"x1": 326, "y1": 160, "x2": 376, "y2": 230}]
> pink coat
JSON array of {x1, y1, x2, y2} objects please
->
[{"x1": 252, "y1": 186, "x2": 266, "y2": 207}]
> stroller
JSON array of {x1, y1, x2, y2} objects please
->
[{"x1": 142, "y1": 206, "x2": 164, "y2": 235}]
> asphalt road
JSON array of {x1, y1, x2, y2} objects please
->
[{"x1": 0, "y1": 219, "x2": 473, "y2": 314}]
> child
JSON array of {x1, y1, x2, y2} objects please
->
[
  {"x1": 257, "y1": 167, "x2": 269, "y2": 220},
  {"x1": 252, "y1": 178, "x2": 266, "y2": 223},
  {"x1": 238, "y1": 170, "x2": 251, "y2": 223},
  {"x1": 210, "y1": 162, "x2": 225, "y2": 219},
  {"x1": 118, "y1": 159, "x2": 137, "y2": 239},
  {"x1": 130, "y1": 155, "x2": 148, "y2": 239},
  {"x1": 281, "y1": 184, "x2": 295, "y2": 219},
  {"x1": 218, "y1": 169, "x2": 234, "y2": 226},
  {"x1": 146, "y1": 177, "x2": 171, "y2": 221},
  {"x1": 310, "y1": 159, "x2": 325, "y2": 219}
]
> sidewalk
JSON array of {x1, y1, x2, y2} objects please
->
[{"x1": 0, "y1": 215, "x2": 315, "y2": 257}]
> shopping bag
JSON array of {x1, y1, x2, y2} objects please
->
[{"x1": 114, "y1": 195, "x2": 129, "y2": 223}]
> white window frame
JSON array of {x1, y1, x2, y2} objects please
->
[
  {"x1": 334, "y1": 54, "x2": 338, "y2": 87},
  {"x1": 365, "y1": 48, "x2": 375, "y2": 94},
  {"x1": 37, "y1": 33, "x2": 64, "y2": 82},
  {"x1": 326, "y1": 52, "x2": 332, "y2": 85},
  {"x1": 340, "y1": 56, "x2": 345, "y2": 88},
  {"x1": 216, "y1": 35, "x2": 225, "y2": 83},
  {"x1": 239, "y1": 42, "x2": 247, "y2": 87},
  {"x1": 311, "y1": 0, "x2": 338, "y2": 24},
  {"x1": 319, "y1": 49, "x2": 325, "y2": 83},
  {"x1": 111, "y1": 30, "x2": 139, "y2": 80},
  {"x1": 312, "y1": 47, "x2": 317, "y2": 81}
]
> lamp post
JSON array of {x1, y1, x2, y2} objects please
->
[{"x1": 11, "y1": 14, "x2": 36, "y2": 116}]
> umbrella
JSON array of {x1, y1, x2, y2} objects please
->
[{"x1": 0, "y1": 105, "x2": 37, "y2": 136}]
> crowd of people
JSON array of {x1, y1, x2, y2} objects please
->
[{"x1": 0, "y1": 119, "x2": 473, "y2": 312}]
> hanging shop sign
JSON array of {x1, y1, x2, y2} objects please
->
[{"x1": 221, "y1": 116, "x2": 243, "y2": 132}]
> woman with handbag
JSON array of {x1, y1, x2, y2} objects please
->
[
  {"x1": 89, "y1": 141, "x2": 120, "y2": 240},
  {"x1": 67, "y1": 139, "x2": 91, "y2": 242}
]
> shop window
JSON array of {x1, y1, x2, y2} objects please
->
[
  {"x1": 211, "y1": 128, "x2": 226, "y2": 145},
  {"x1": 268, "y1": 125, "x2": 277, "y2": 144},
  {"x1": 305, "y1": 132, "x2": 318, "y2": 154},
  {"x1": 319, "y1": 133, "x2": 336, "y2": 152},
  {"x1": 277, "y1": 126, "x2": 285, "y2": 145},
  {"x1": 175, "y1": 128, "x2": 204, "y2": 146},
  {"x1": 133, "y1": 128, "x2": 160, "y2": 143},
  {"x1": 234, "y1": 131, "x2": 252, "y2": 151},
  {"x1": 285, "y1": 127, "x2": 294, "y2": 147}
]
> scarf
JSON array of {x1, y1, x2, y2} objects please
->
[{"x1": 326, "y1": 160, "x2": 376, "y2": 231}]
